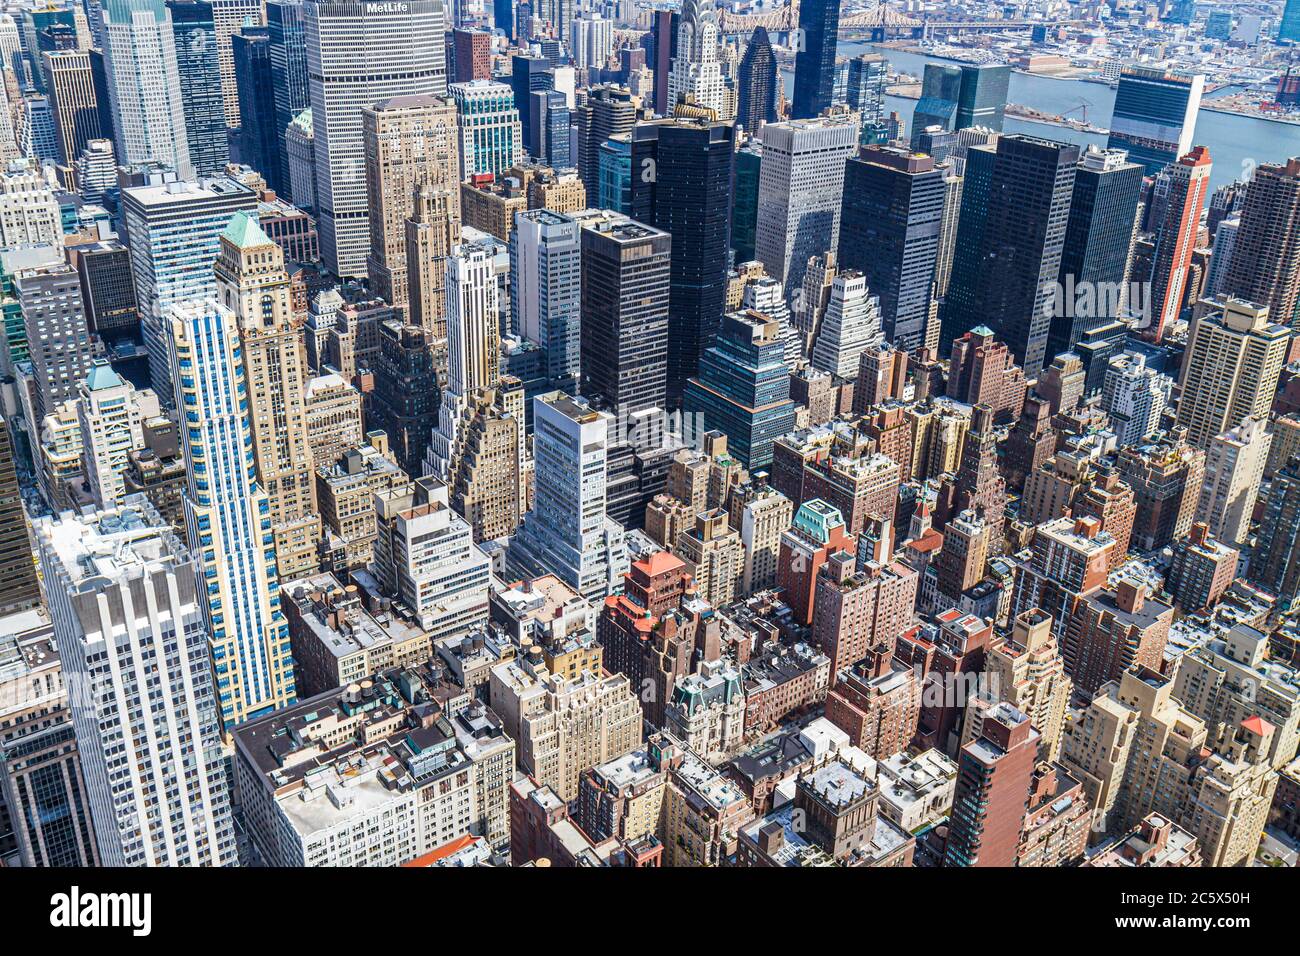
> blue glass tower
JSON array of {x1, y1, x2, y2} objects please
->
[
  {"x1": 234, "y1": 27, "x2": 278, "y2": 189},
  {"x1": 791, "y1": 0, "x2": 841, "y2": 120},
  {"x1": 166, "y1": 0, "x2": 230, "y2": 176},
  {"x1": 683, "y1": 311, "x2": 796, "y2": 469},
  {"x1": 267, "y1": 1, "x2": 310, "y2": 199}
]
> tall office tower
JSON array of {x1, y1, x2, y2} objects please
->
[
  {"x1": 1117, "y1": 430, "x2": 1205, "y2": 551},
  {"x1": 1106, "y1": 66, "x2": 1203, "y2": 175},
  {"x1": 362, "y1": 95, "x2": 459, "y2": 315},
  {"x1": 666, "y1": 0, "x2": 726, "y2": 118},
  {"x1": 1051, "y1": 145, "x2": 1144, "y2": 357},
  {"x1": 735, "y1": 26, "x2": 775, "y2": 133},
  {"x1": 577, "y1": 210, "x2": 670, "y2": 418},
  {"x1": 742, "y1": 274, "x2": 801, "y2": 366},
  {"x1": 838, "y1": 145, "x2": 945, "y2": 353},
  {"x1": 942, "y1": 136, "x2": 1079, "y2": 378},
  {"x1": 0, "y1": 418, "x2": 39, "y2": 614},
  {"x1": 790, "y1": 0, "x2": 839, "y2": 120},
  {"x1": 510, "y1": 394, "x2": 629, "y2": 602},
  {"x1": 99, "y1": 0, "x2": 192, "y2": 177},
  {"x1": 493, "y1": 0, "x2": 514, "y2": 40},
  {"x1": 1251, "y1": 456, "x2": 1300, "y2": 611},
  {"x1": 307, "y1": 0, "x2": 447, "y2": 279},
  {"x1": 911, "y1": 63, "x2": 962, "y2": 139},
  {"x1": 1283, "y1": 0, "x2": 1300, "y2": 42},
  {"x1": 285, "y1": 107, "x2": 315, "y2": 207},
  {"x1": 531, "y1": 89, "x2": 569, "y2": 169},
  {"x1": 1143, "y1": 146, "x2": 1211, "y2": 343},
  {"x1": 375, "y1": 323, "x2": 437, "y2": 455},
  {"x1": 15, "y1": 262, "x2": 93, "y2": 424},
  {"x1": 17, "y1": 94, "x2": 58, "y2": 163},
  {"x1": 755, "y1": 112, "x2": 858, "y2": 294},
  {"x1": 71, "y1": 238, "x2": 140, "y2": 340},
  {"x1": 629, "y1": 118, "x2": 734, "y2": 406},
  {"x1": 576, "y1": 84, "x2": 637, "y2": 198},
  {"x1": 809, "y1": 271, "x2": 882, "y2": 379},
  {"x1": 965, "y1": 610, "x2": 1070, "y2": 762},
  {"x1": 511, "y1": 210, "x2": 581, "y2": 394},
  {"x1": 943, "y1": 701, "x2": 1039, "y2": 867},
  {"x1": 509, "y1": 54, "x2": 550, "y2": 157},
  {"x1": 1, "y1": 606, "x2": 99, "y2": 867},
  {"x1": 0, "y1": 161, "x2": 60, "y2": 249},
  {"x1": 1102, "y1": 352, "x2": 1170, "y2": 446},
  {"x1": 449, "y1": 80, "x2": 521, "y2": 178},
  {"x1": 121, "y1": 176, "x2": 256, "y2": 407},
  {"x1": 40, "y1": 49, "x2": 99, "y2": 165},
  {"x1": 35, "y1": 501, "x2": 237, "y2": 866},
  {"x1": 1197, "y1": 416, "x2": 1270, "y2": 546},
  {"x1": 452, "y1": 27, "x2": 490, "y2": 83},
  {"x1": 1221, "y1": 157, "x2": 1300, "y2": 328},
  {"x1": 166, "y1": 0, "x2": 228, "y2": 176},
  {"x1": 1205, "y1": 216, "x2": 1239, "y2": 297},
  {"x1": 405, "y1": 184, "x2": 460, "y2": 342},
  {"x1": 730, "y1": 139, "x2": 761, "y2": 265},
  {"x1": 264, "y1": 1, "x2": 308, "y2": 197},
  {"x1": 234, "y1": 26, "x2": 277, "y2": 180},
  {"x1": 201, "y1": 2, "x2": 262, "y2": 124},
  {"x1": 442, "y1": 381, "x2": 523, "y2": 542},
  {"x1": 649, "y1": 9, "x2": 677, "y2": 116},
  {"x1": 955, "y1": 63, "x2": 1009, "y2": 131},
  {"x1": 215, "y1": 213, "x2": 321, "y2": 581},
  {"x1": 170, "y1": 297, "x2": 296, "y2": 730},
  {"x1": 569, "y1": 14, "x2": 612, "y2": 71},
  {"x1": 1175, "y1": 298, "x2": 1290, "y2": 447},
  {"x1": 76, "y1": 361, "x2": 148, "y2": 508},
  {"x1": 683, "y1": 311, "x2": 796, "y2": 469}
]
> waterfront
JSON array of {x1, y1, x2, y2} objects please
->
[{"x1": 782, "y1": 42, "x2": 1300, "y2": 190}]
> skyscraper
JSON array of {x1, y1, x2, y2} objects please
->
[
  {"x1": 838, "y1": 145, "x2": 945, "y2": 353},
  {"x1": 1051, "y1": 145, "x2": 1144, "y2": 358},
  {"x1": 735, "y1": 27, "x2": 776, "y2": 134},
  {"x1": 41, "y1": 50, "x2": 101, "y2": 166},
  {"x1": 942, "y1": 135, "x2": 1080, "y2": 378},
  {"x1": 1143, "y1": 146, "x2": 1211, "y2": 343},
  {"x1": 362, "y1": 94, "x2": 460, "y2": 315},
  {"x1": 1252, "y1": 456, "x2": 1300, "y2": 611},
  {"x1": 790, "y1": 0, "x2": 840, "y2": 120},
  {"x1": 405, "y1": 183, "x2": 461, "y2": 340},
  {"x1": 0, "y1": 416, "x2": 39, "y2": 615},
  {"x1": 911, "y1": 64, "x2": 962, "y2": 141},
  {"x1": 170, "y1": 295, "x2": 297, "y2": 730},
  {"x1": 1283, "y1": 0, "x2": 1300, "y2": 43},
  {"x1": 99, "y1": 0, "x2": 193, "y2": 177},
  {"x1": 1197, "y1": 416, "x2": 1271, "y2": 547},
  {"x1": 512, "y1": 210, "x2": 582, "y2": 395},
  {"x1": 1175, "y1": 298, "x2": 1290, "y2": 447},
  {"x1": 683, "y1": 311, "x2": 797, "y2": 469},
  {"x1": 233, "y1": 26, "x2": 277, "y2": 184},
  {"x1": 575, "y1": 83, "x2": 637, "y2": 198},
  {"x1": 121, "y1": 176, "x2": 257, "y2": 407},
  {"x1": 1221, "y1": 156, "x2": 1300, "y2": 330},
  {"x1": 306, "y1": 0, "x2": 447, "y2": 278},
  {"x1": 167, "y1": 0, "x2": 230, "y2": 176},
  {"x1": 629, "y1": 117, "x2": 734, "y2": 407},
  {"x1": 267, "y1": 0, "x2": 310, "y2": 199},
  {"x1": 1106, "y1": 66, "x2": 1204, "y2": 175},
  {"x1": 955, "y1": 64, "x2": 1009, "y2": 131},
  {"x1": 576, "y1": 209, "x2": 671, "y2": 418},
  {"x1": 216, "y1": 212, "x2": 321, "y2": 581},
  {"x1": 449, "y1": 79, "x2": 522, "y2": 178},
  {"x1": 35, "y1": 500, "x2": 238, "y2": 866},
  {"x1": 210, "y1": 0, "x2": 265, "y2": 127},
  {"x1": 754, "y1": 112, "x2": 858, "y2": 295},
  {"x1": 666, "y1": 0, "x2": 726, "y2": 118}
]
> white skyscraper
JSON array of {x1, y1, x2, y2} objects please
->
[
  {"x1": 96, "y1": 0, "x2": 193, "y2": 178},
  {"x1": 511, "y1": 209, "x2": 581, "y2": 391},
  {"x1": 1197, "y1": 416, "x2": 1271, "y2": 547},
  {"x1": 742, "y1": 274, "x2": 802, "y2": 367},
  {"x1": 212, "y1": 0, "x2": 265, "y2": 127},
  {"x1": 509, "y1": 394, "x2": 629, "y2": 601},
  {"x1": 810, "y1": 272, "x2": 883, "y2": 379},
  {"x1": 666, "y1": 0, "x2": 728, "y2": 118},
  {"x1": 569, "y1": 13, "x2": 612, "y2": 71},
  {"x1": 1205, "y1": 216, "x2": 1239, "y2": 297},
  {"x1": 0, "y1": 160, "x2": 62, "y2": 249},
  {"x1": 35, "y1": 499, "x2": 238, "y2": 867},
  {"x1": 1102, "y1": 352, "x2": 1172, "y2": 447},
  {"x1": 754, "y1": 112, "x2": 859, "y2": 294},
  {"x1": 76, "y1": 361, "x2": 157, "y2": 508},
  {"x1": 306, "y1": 0, "x2": 447, "y2": 278},
  {"x1": 170, "y1": 297, "x2": 297, "y2": 731}
]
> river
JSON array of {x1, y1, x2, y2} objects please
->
[{"x1": 781, "y1": 42, "x2": 1300, "y2": 191}]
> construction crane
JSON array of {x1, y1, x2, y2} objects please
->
[{"x1": 1061, "y1": 99, "x2": 1093, "y2": 124}]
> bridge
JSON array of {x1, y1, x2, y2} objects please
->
[{"x1": 715, "y1": 1, "x2": 1074, "y2": 41}]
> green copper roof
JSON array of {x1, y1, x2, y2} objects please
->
[
  {"x1": 84, "y1": 360, "x2": 123, "y2": 391},
  {"x1": 222, "y1": 211, "x2": 274, "y2": 250}
]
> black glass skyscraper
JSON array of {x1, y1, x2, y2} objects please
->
[
  {"x1": 942, "y1": 135, "x2": 1080, "y2": 378},
  {"x1": 511, "y1": 54, "x2": 554, "y2": 159},
  {"x1": 839, "y1": 145, "x2": 946, "y2": 354},
  {"x1": 166, "y1": 0, "x2": 229, "y2": 176},
  {"x1": 912, "y1": 64, "x2": 961, "y2": 143},
  {"x1": 629, "y1": 118, "x2": 735, "y2": 409},
  {"x1": 791, "y1": 0, "x2": 840, "y2": 120},
  {"x1": 267, "y1": 0, "x2": 309, "y2": 200},
  {"x1": 731, "y1": 141, "x2": 761, "y2": 264},
  {"x1": 955, "y1": 64, "x2": 1010, "y2": 131},
  {"x1": 234, "y1": 27, "x2": 277, "y2": 189},
  {"x1": 736, "y1": 26, "x2": 776, "y2": 133},
  {"x1": 1049, "y1": 145, "x2": 1143, "y2": 358}
]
